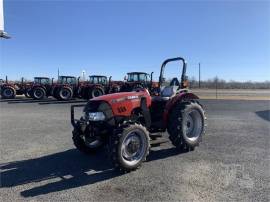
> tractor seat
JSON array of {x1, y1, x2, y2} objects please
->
[
  {"x1": 161, "y1": 86, "x2": 178, "y2": 99},
  {"x1": 152, "y1": 86, "x2": 178, "y2": 101}
]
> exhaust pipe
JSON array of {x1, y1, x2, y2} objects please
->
[{"x1": 109, "y1": 76, "x2": 112, "y2": 85}]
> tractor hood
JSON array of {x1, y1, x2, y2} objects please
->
[
  {"x1": 91, "y1": 89, "x2": 150, "y2": 104},
  {"x1": 89, "y1": 89, "x2": 152, "y2": 117}
]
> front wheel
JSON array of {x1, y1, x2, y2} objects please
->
[
  {"x1": 1, "y1": 87, "x2": 15, "y2": 99},
  {"x1": 32, "y1": 87, "x2": 46, "y2": 100},
  {"x1": 90, "y1": 87, "x2": 104, "y2": 98},
  {"x1": 167, "y1": 101, "x2": 206, "y2": 151},
  {"x1": 109, "y1": 124, "x2": 150, "y2": 172},
  {"x1": 72, "y1": 128, "x2": 104, "y2": 154},
  {"x1": 58, "y1": 87, "x2": 73, "y2": 101}
]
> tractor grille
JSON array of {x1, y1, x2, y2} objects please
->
[{"x1": 84, "y1": 100, "x2": 115, "y2": 126}]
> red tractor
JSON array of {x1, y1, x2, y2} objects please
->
[
  {"x1": 28, "y1": 77, "x2": 54, "y2": 100},
  {"x1": 71, "y1": 57, "x2": 206, "y2": 172},
  {"x1": 51, "y1": 76, "x2": 81, "y2": 101},
  {"x1": 121, "y1": 72, "x2": 159, "y2": 93},
  {"x1": 78, "y1": 75, "x2": 121, "y2": 100},
  {"x1": 0, "y1": 77, "x2": 32, "y2": 99}
]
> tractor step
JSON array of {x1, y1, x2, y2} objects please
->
[{"x1": 150, "y1": 137, "x2": 169, "y2": 147}]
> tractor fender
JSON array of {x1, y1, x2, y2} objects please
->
[
  {"x1": 163, "y1": 92, "x2": 200, "y2": 125},
  {"x1": 32, "y1": 85, "x2": 46, "y2": 90},
  {"x1": 2, "y1": 83, "x2": 15, "y2": 89},
  {"x1": 89, "y1": 84, "x2": 104, "y2": 91}
]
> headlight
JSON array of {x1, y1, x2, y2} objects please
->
[{"x1": 86, "y1": 112, "x2": 106, "y2": 121}]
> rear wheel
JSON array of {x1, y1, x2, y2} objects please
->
[
  {"x1": 90, "y1": 87, "x2": 104, "y2": 98},
  {"x1": 58, "y1": 87, "x2": 73, "y2": 100},
  {"x1": 109, "y1": 124, "x2": 150, "y2": 172},
  {"x1": 32, "y1": 87, "x2": 46, "y2": 100},
  {"x1": 167, "y1": 101, "x2": 206, "y2": 151},
  {"x1": 1, "y1": 87, "x2": 15, "y2": 99}
]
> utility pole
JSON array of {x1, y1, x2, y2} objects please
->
[
  {"x1": 215, "y1": 76, "x2": 218, "y2": 99},
  {"x1": 199, "y1": 63, "x2": 201, "y2": 88}
]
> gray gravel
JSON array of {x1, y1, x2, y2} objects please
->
[{"x1": 0, "y1": 98, "x2": 269, "y2": 201}]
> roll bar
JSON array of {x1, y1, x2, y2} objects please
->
[
  {"x1": 150, "y1": 72, "x2": 154, "y2": 87},
  {"x1": 158, "y1": 57, "x2": 187, "y2": 88}
]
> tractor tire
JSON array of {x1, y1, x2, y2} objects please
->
[
  {"x1": 90, "y1": 87, "x2": 104, "y2": 98},
  {"x1": 32, "y1": 87, "x2": 46, "y2": 100},
  {"x1": 1, "y1": 87, "x2": 16, "y2": 99},
  {"x1": 167, "y1": 101, "x2": 206, "y2": 151},
  {"x1": 72, "y1": 127, "x2": 104, "y2": 154},
  {"x1": 58, "y1": 87, "x2": 73, "y2": 101},
  {"x1": 24, "y1": 89, "x2": 32, "y2": 98},
  {"x1": 108, "y1": 123, "x2": 150, "y2": 172}
]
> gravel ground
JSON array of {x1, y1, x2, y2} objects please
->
[{"x1": 0, "y1": 98, "x2": 269, "y2": 201}]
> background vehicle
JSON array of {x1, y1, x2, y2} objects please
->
[
  {"x1": 71, "y1": 57, "x2": 206, "y2": 172},
  {"x1": 51, "y1": 76, "x2": 80, "y2": 101},
  {"x1": 29, "y1": 77, "x2": 54, "y2": 100},
  {"x1": 79, "y1": 75, "x2": 121, "y2": 100},
  {"x1": 120, "y1": 72, "x2": 158, "y2": 93},
  {"x1": 0, "y1": 76, "x2": 32, "y2": 99}
]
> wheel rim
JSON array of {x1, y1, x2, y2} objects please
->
[
  {"x1": 61, "y1": 89, "x2": 71, "y2": 99},
  {"x1": 184, "y1": 110, "x2": 203, "y2": 142},
  {"x1": 121, "y1": 130, "x2": 147, "y2": 166},
  {"x1": 4, "y1": 89, "x2": 13, "y2": 97},
  {"x1": 34, "y1": 89, "x2": 43, "y2": 98}
]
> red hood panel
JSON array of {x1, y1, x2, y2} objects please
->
[
  {"x1": 90, "y1": 89, "x2": 151, "y2": 116},
  {"x1": 91, "y1": 90, "x2": 149, "y2": 102}
]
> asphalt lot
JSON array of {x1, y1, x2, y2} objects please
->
[{"x1": 0, "y1": 98, "x2": 269, "y2": 201}]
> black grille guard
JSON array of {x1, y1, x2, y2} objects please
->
[{"x1": 71, "y1": 104, "x2": 86, "y2": 127}]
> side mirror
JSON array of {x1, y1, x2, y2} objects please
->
[{"x1": 124, "y1": 76, "x2": 127, "y2": 81}]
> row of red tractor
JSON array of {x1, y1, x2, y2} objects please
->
[{"x1": 0, "y1": 72, "x2": 159, "y2": 100}]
